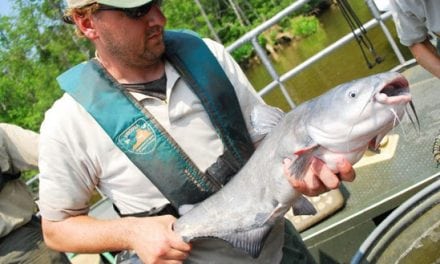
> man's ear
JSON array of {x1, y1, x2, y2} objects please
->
[{"x1": 73, "y1": 13, "x2": 98, "y2": 40}]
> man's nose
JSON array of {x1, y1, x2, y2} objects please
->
[{"x1": 141, "y1": 5, "x2": 166, "y2": 27}]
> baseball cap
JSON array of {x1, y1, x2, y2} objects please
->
[{"x1": 66, "y1": 0, "x2": 152, "y2": 9}]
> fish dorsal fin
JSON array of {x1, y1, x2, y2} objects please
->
[
  {"x1": 250, "y1": 104, "x2": 285, "y2": 141},
  {"x1": 292, "y1": 195, "x2": 317, "y2": 215},
  {"x1": 216, "y1": 224, "x2": 273, "y2": 258}
]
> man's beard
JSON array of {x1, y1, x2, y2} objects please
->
[{"x1": 104, "y1": 26, "x2": 165, "y2": 67}]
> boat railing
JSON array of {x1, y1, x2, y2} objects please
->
[{"x1": 226, "y1": 0, "x2": 407, "y2": 109}]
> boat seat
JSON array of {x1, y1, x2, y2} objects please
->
[{"x1": 286, "y1": 189, "x2": 345, "y2": 232}]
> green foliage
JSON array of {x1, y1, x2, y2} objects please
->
[
  {"x1": 230, "y1": 35, "x2": 269, "y2": 66},
  {"x1": 231, "y1": 43, "x2": 254, "y2": 65},
  {"x1": 163, "y1": 0, "x2": 326, "y2": 45},
  {"x1": 291, "y1": 15, "x2": 319, "y2": 38},
  {"x1": 0, "y1": 0, "x2": 91, "y2": 131}
]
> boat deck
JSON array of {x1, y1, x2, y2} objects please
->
[{"x1": 302, "y1": 64, "x2": 440, "y2": 263}]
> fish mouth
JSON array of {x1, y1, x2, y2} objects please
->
[
  {"x1": 368, "y1": 74, "x2": 419, "y2": 150},
  {"x1": 374, "y1": 75, "x2": 411, "y2": 104}
]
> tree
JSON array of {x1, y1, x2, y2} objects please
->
[
  {"x1": 193, "y1": 0, "x2": 221, "y2": 43},
  {"x1": 0, "y1": 0, "x2": 92, "y2": 131}
]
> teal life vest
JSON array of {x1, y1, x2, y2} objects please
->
[{"x1": 57, "y1": 30, "x2": 254, "y2": 208}]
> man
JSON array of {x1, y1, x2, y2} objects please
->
[
  {"x1": 0, "y1": 123, "x2": 70, "y2": 263},
  {"x1": 38, "y1": 1, "x2": 355, "y2": 263},
  {"x1": 390, "y1": 0, "x2": 440, "y2": 78}
]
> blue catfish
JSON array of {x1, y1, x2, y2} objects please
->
[{"x1": 173, "y1": 72, "x2": 414, "y2": 257}]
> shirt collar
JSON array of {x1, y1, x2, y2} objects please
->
[{"x1": 129, "y1": 60, "x2": 181, "y2": 102}]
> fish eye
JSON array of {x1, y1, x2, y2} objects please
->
[{"x1": 347, "y1": 90, "x2": 357, "y2": 99}]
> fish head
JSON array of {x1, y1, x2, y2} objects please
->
[{"x1": 305, "y1": 72, "x2": 411, "y2": 169}]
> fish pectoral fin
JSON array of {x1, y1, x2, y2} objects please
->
[
  {"x1": 217, "y1": 224, "x2": 273, "y2": 258},
  {"x1": 288, "y1": 150, "x2": 316, "y2": 180},
  {"x1": 292, "y1": 195, "x2": 317, "y2": 215},
  {"x1": 289, "y1": 138, "x2": 319, "y2": 179}
]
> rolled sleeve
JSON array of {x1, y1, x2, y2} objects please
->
[
  {"x1": 38, "y1": 98, "x2": 97, "y2": 221},
  {"x1": 390, "y1": 0, "x2": 430, "y2": 46}
]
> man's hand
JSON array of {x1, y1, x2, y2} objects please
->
[
  {"x1": 42, "y1": 214, "x2": 192, "y2": 264},
  {"x1": 283, "y1": 157, "x2": 355, "y2": 196},
  {"x1": 128, "y1": 215, "x2": 192, "y2": 264}
]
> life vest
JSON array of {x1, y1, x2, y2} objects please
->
[{"x1": 57, "y1": 30, "x2": 254, "y2": 208}]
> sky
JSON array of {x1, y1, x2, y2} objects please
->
[{"x1": 0, "y1": 0, "x2": 12, "y2": 16}]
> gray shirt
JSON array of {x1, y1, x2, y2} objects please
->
[
  {"x1": 0, "y1": 123, "x2": 39, "y2": 237},
  {"x1": 390, "y1": 0, "x2": 440, "y2": 46}
]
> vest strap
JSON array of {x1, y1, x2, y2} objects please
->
[
  {"x1": 164, "y1": 30, "x2": 255, "y2": 166},
  {"x1": 58, "y1": 61, "x2": 217, "y2": 207}
]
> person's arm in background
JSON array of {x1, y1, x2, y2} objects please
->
[
  {"x1": 0, "y1": 123, "x2": 39, "y2": 238},
  {"x1": 0, "y1": 123, "x2": 39, "y2": 172},
  {"x1": 409, "y1": 38, "x2": 440, "y2": 78},
  {"x1": 390, "y1": 0, "x2": 440, "y2": 78}
]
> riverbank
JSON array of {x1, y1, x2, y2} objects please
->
[{"x1": 234, "y1": 1, "x2": 332, "y2": 69}]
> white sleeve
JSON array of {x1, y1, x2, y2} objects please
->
[
  {"x1": 390, "y1": 0, "x2": 429, "y2": 46},
  {"x1": 38, "y1": 95, "x2": 97, "y2": 221},
  {"x1": 0, "y1": 123, "x2": 39, "y2": 173}
]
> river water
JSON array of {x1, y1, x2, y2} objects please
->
[{"x1": 244, "y1": 1, "x2": 412, "y2": 110}]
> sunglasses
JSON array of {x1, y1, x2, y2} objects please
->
[{"x1": 97, "y1": 0, "x2": 162, "y2": 19}]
